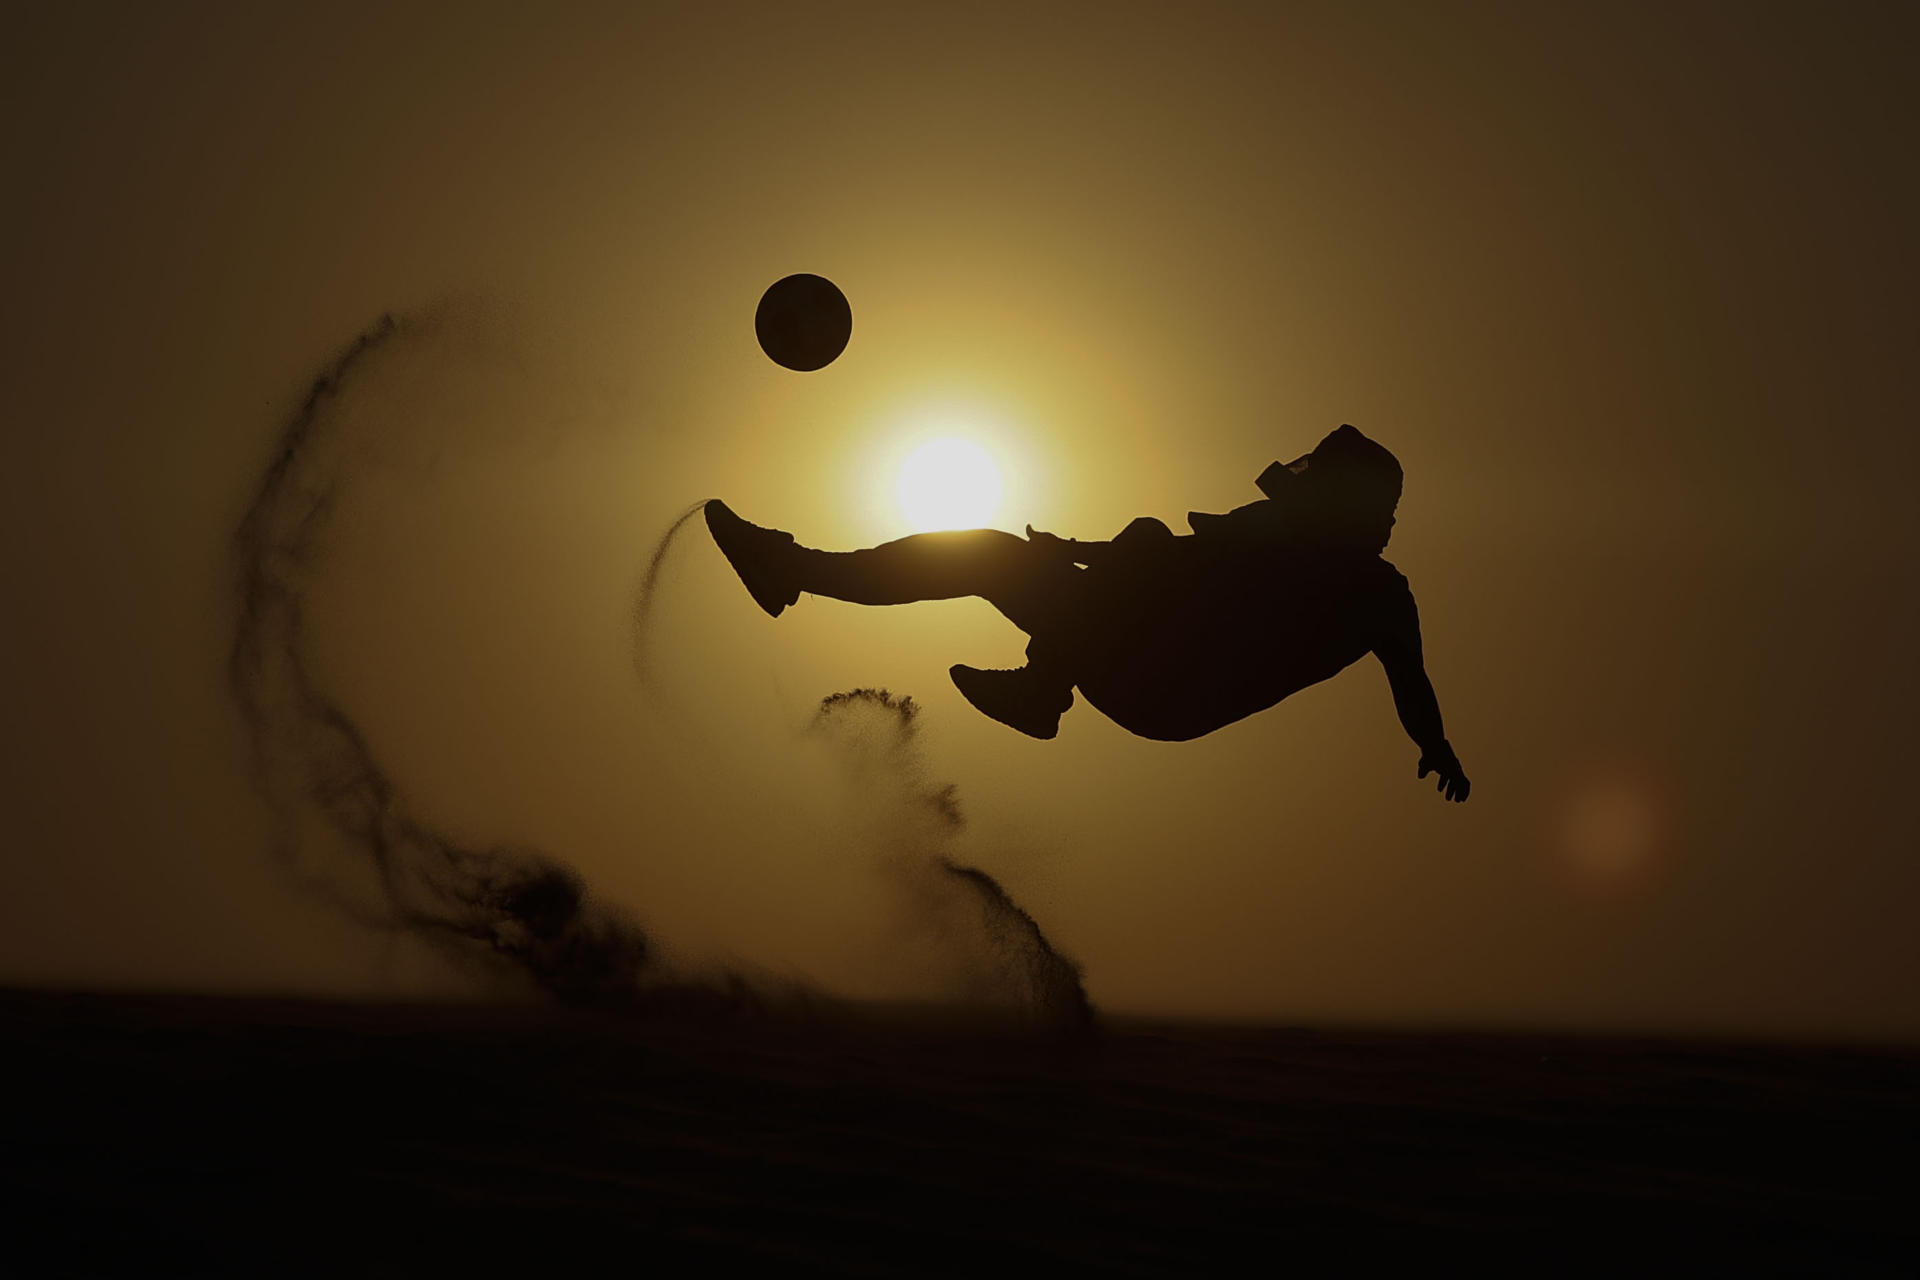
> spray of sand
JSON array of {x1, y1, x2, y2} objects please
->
[
  {"x1": 631, "y1": 499, "x2": 708, "y2": 685},
  {"x1": 230, "y1": 312, "x2": 1090, "y2": 1030},
  {"x1": 811, "y1": 689, "x2": 1092, "y2": 1032},
  {"x1": 230, "y1": 313, "x2": 698, "y2": 1007}
]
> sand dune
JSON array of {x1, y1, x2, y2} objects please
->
[{"x1": 3, "y1": 990, "x2": 1914, "y2": 1274}]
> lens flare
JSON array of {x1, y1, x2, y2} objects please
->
[{"x1": 1559, "y1": 771, "x2": 1666, "y2": 895}]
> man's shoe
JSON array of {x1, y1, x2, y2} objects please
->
[
  {"x1": 705, "y1": 499, "x2": 801, "y2": 618},
  {"x1": 948, "y1": 665, "x2": 1073, "y2": 740}
]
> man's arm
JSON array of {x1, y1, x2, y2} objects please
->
[{"x1": 1374, "y1": 586, "x2": 1470, "y2": 803}]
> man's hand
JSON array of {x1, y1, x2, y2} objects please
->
[{"x1": 1417, "y1": 742, "x2": 1471, "y2": 803}]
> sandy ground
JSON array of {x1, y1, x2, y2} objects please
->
[{"x1": 3, "y1": 990, "x2": 1914, "y2": 1275}]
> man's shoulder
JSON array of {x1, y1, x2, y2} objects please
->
[
  {"x1": 1351, "y1": 554, "x2": 1410, "y2": 592},
  {"x1": 1367, "y1": 558, "x2": 1417, "y2": 626}
]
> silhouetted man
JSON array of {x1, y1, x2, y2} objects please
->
[{"x1": 706, "y1": 424, "x2": 1469, "y2": 802}]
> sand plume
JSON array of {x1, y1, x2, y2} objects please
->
[{"x1": 229, "y1": 313, "x2": 1091, "y2": 1031}]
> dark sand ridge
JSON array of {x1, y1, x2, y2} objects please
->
[
  {"x1": 4, "y1": 988, "x2": 1915, "y2": 1272},
  {"x1": 230, "y1": 312, "x2": 1089, "y2": 1025}
]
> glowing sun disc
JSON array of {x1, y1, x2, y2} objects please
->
[{"x1": 897, "y1": 438, "x2": 1003, "y2": 532}]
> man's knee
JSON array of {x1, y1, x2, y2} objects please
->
[
  {"x1": 1114, "y1": 516, "x2": 1175, "y2": 547},
  {"x1": 945, "y1": 528, "x2": 1027, "y2": 553},
  {"x1": 911, "y1": 528, "x2": 1030, "y2": 575}
]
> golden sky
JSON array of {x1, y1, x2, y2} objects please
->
[{"x1": 3, "y1": 1, "x2": 1916, "y2": 1038}]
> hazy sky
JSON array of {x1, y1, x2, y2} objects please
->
[{"x1": 4, "y1": 1, "x2": 1916, "y2": 1038}]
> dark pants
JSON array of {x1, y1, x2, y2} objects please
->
[
  {"x1": 789, "y1": 520, "x2": 1382, "y2": 743},
  {"x1": 793, "y1": 520, "x2": 1192, "y2": 677},
  {"x1": 796, "y1": 529, "x2": 1085, "y2": 645}
]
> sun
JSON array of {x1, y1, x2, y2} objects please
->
[{"x1": 896, "y1": 438, "x2": 1004, "y2": 532}]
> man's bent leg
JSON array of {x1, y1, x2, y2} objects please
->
[
  {"x1": 800, "y1": 529, "x2": 1083, "y2": 737},
  {"x1": 949, "y1": 663, "x2": 1074, "y2": 739}
]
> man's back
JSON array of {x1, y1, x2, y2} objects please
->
[{"x1": 1063, "y1": 534, "x2": 1415, "y2": 741}]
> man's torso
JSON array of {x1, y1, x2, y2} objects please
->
[{"x1": 1060, "y1": 531, "x2": 1411, "y2": 740}]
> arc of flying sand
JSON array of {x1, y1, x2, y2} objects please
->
[{"x1": 228, "y1": 311, "x2": 673, "y2": 1004}]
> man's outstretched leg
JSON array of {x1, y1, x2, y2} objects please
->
[{"x1": 704, "y1": 500, "x2": 1079, "y2": 737}]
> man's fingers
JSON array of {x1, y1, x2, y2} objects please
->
[{"x1": 1419, "y1": 756, "x2": 1471, "y2": 802}]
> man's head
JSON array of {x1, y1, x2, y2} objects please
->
[{"x1": 1290, "y1": 424, "x2": 1403, "y2": 551}]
